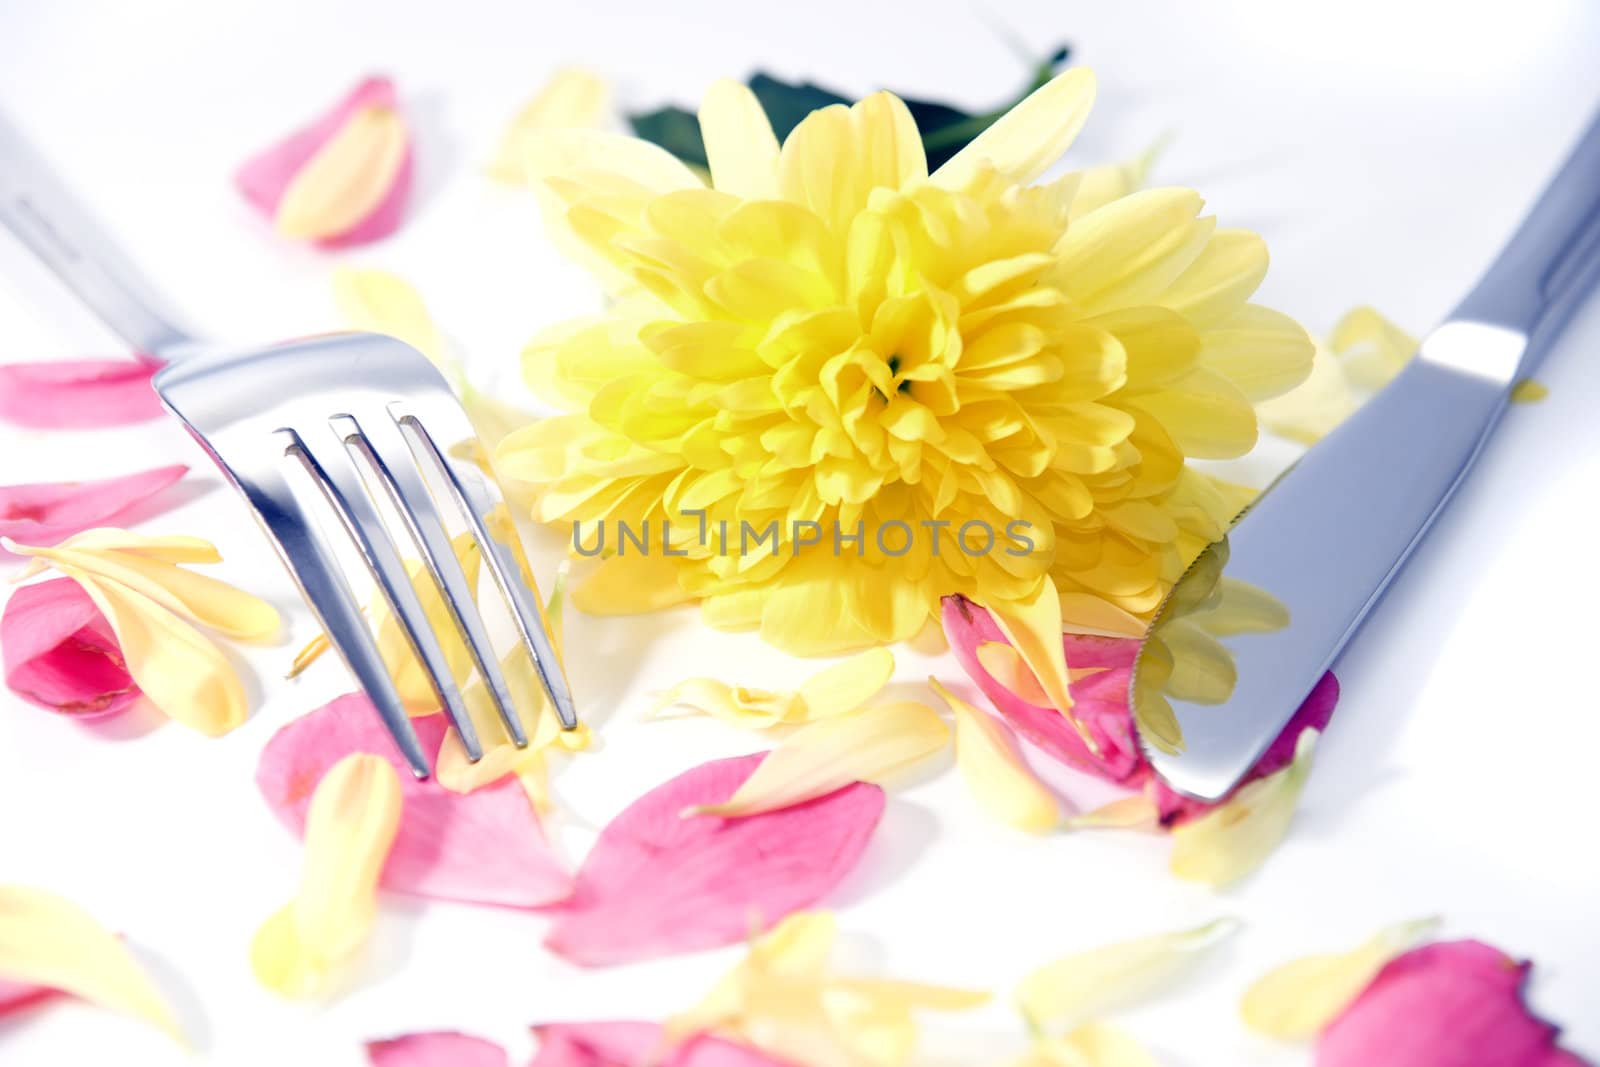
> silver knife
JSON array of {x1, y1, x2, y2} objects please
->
[{"x1": 1136, "y1": 106, "x2": 1600, "y2": 801}]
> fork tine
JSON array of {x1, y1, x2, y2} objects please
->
[
  {"x1": 397, "y1": 411, "x2": 579, "y2": 730},
  {"x1": 343, "y1": 414, "x2": 530, "y2": 748},
  {"x1": 265, "y1": 432, "x2": 432, "y2": 777},
  {"x1": 305, "y1": 419, "x2": 485, "y2": 762}
]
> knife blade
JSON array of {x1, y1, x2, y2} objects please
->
[{"x1": 1136, "y1": 105, "x2": 1600, "y2": 802}]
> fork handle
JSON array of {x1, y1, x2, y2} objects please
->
[{"x1": 0, "y1": 109, "x2": 196, "y2": 359}]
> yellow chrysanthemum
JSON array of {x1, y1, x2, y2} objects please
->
[{"x1": 500, "y1": 68, "x2": 1313, "y2": 654}]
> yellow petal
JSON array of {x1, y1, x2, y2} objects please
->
[
  {"x1": 1255, "y1": 338, "x2": 1359, "y2": 444},
  {"x1": 1193, "y1": 577, "x2": 1289, "y2": 637},
  {"x1": 1064, "y1": 794, "x2": 1159, "y2": 831},
  {"x1": 700, "y1": 78, "x2": 780, "y2": 198},
  {"x1": 435, "y1": 645, "x2": 590, "y2": 794},
  {"x1": 251, "y1": 754, "x2": 401, "y2": 998},
  {"x1": 1128, "y1": 367, "x2": 1258, "y2": 460},
  {"x1": 795, "y1": 647, "x2": 896, "y2": 718},
  {"x1": 572, "y1": 552, "x2": 692, "y2": 615},
  {"x1": 1057, "y1": 592, "x2": 1148, "y2": 638},
  {"x1": 988, "y1": 576, "x2": 1074, "y2": 713},
  {"x1": 1327, "y1": 305, "x2": 1416, "y2": 390},
  {"x1": 655, "y1": 678, "x2": 800, "y2": 729},
  {"x1": 275, "y1": 105, "x2": 407, "y2": 240},
  {"x1": 17, "y1": 542, "x2": 279, "y2": 642},
  {"x1": 51, "y1": 562, "x2": 249, "y2": 735},
  {"x1": 489, "y1": 68, "x2": 611, "y2": 181},
  {"x1": 1159, "y1": 229, "x2": 1268, "y2": 327},
  {"x1": 1060, "y1": 135, "x2": 1168, "y2": 221},
  {"x1": 689, "y1": 701, "x2": 950, "y2": 817},
  {"x1": 50, "y1": 529, "x2": 220, "y2": 563},
  {"x1": 1017, "y1": 917, "x2": 1238, "y2": 1031},
  {"x1": 1511, "y1": 378, "x2": 1548, "y2": 403},
  {"x1": 1169, "y1": 729, "x2": 1319, "y2": 887},
  {"x1": 371, "y1": 534, "x2": 482, "y2": 714},
  {"x1": 1240, "y1": 917, "x2": 1439, "y2": 1040},
  {"x1": 933, "y1": 68, "x2": 1097, "y2": 189},
  {"x1": 778, "y1": 92, "x2": 927, "y2": 238},
  {"x1": 1015, "y1": 1023, "x2": 1163, "y2": 1067},
  {"x1": 333, "y1": 267, "x2": 449, "y2": 370},
  {"x1": 0, "y1": 885, "x2": 182, "y2": 1041},
  {"x1": 1200, "y1": 303, "x2": 1316, "y2": 402},
  {"x1": 931, "y1": 678, "x2": 1058, "y2": 833}
]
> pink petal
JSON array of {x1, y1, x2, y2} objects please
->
[
  {"x1": 235, "y1": 75, "x2": 412, "y2": 248},
  {"x1": 0, "y1": 465, "x2": 187, "y2": 545},
  {"x1": 544, "y1": 754, "x2": 884, "y2": 967},
  {"x1": 1, "y1": 577, "x2": 138, "y2": 716},
  {"x1": 0, "y1": 978, "x2": 60, "y2": 1016},
  {"x1": 941, "y1": 595, "x2": 1145, "y2": 782},
  {"x1": 367, "y1": 1032, "x2": 509, "y2": 1067},
  {"x1": 1147, "y1": 671, "x2": 1339, "y2": 827},
  {"x1": 0, "y1": 357, "x2": 163, "y2": 428},
  {"x1": 532, "y1": 1021, "x2": 796, "y2": 1067},
  {"x1": 941, "y1": 594, "x2": 1341, "y2": 824},
  {"x1": 256, "y1": 693, "x2": 571, "y2": 908},
  {"x1": 1319, "y1": 940, "x2": 1592, "y2": 1067}
]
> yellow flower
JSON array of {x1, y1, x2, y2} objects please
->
[
  {"x1": 668, "y1": 911, "x2": 988, "y2": 1067},
  {"x1": 501, "y1": 68, "x2": 1313, "y2": 654}
]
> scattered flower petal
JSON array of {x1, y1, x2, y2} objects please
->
[
  {"x1": 258, "y1": 693, "x2": 572, "y2": 908},
  {"x1": 236, "y1": 75, "x2": 412, "y2": 247},
  {"x1": 0, "y1": 884, "x2": 182, "y2": 1040},
  {"x1": 1008, "y1": 1023, "x2": 1162, "y2": 1067},
  {"x1": 1512, "y1": 378, "x2": 1549, "y2": 404},
  {"x1": 0, "y1": 357, "x2": 164, "y2": 428},
  {"x1": 0, "y1": 466, "x2": 187, "y2": 545},
  {"x1": 490, "y1": 69, "x2": 612, "y2": 182},
  {"x1": 669, "y1": 911, "x2": 987, "y2": 1067},
  {"x1": 333, "y1": 268, "x2": 450, "y2": 369},
  {"x1": 252, "y1": 754, "x2": 402, "y2": 998},
  {"x1": 367, "y1": 1031, "x2": 510, "y2": 1067},
  {"x1": 657, "y1": 647, "x2": 895, "y2": 729},
  {"x1": 1260, "y1": 306, "x2": 1415, "y2": 444},
  {"x1": 533, "y1": 1020, "x2": 795, "y2": 1066},
  {"x1": 1318, "y1": 940, "x2": 1592, "y2": 1067},
  {"x1": 2, "y1": 577, "x2": 136, "y2": 716},
  {"x1": 944, "y1": 591, "x2": 1337, "y2": 845},
  {"x1": 0, "y1": 977, "x2": 59, "y2": 1016},
  {"x1": 544, "y1": 755, "x2": 883, "y2": 966},
  {"x1": 1016, "y1": 917, "x2": 1238, "y2": 1031},
  {"x1": 1242, "y1": 917, "x2": 1440, "y2": 1040},
  {"x1": 930, "y1": 678, "x2": 1058, "y2": 833},
  {"x1": 5, "y1": 530, "x2": 278, "y2": 734},
  {"x1": 1169, "y1": 729, "x2": 1319, "y2": 887},
  {"x1": 687, "y1": 702, "x2": 948, "y2": 818},
  {"x1": 1064, "y1": 795, "x2": 1159, "y2": 831},
  {"x1": 942, "y1": 594, "x2": 1143, "y2": 783}
]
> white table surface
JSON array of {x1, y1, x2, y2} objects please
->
[{"x1": 2, "y1": 2, "x2": 1598, "y2": 1064}]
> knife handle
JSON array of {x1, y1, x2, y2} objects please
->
[
  {"x1": 0, "y1": 109, "x2": 196, "y2": 359},
  {"x1": 1454, "y1": 106, "x2": 1600, "y2": 368}
]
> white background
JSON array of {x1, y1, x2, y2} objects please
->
[{"x1": 2, "y1": 1, "x2": 1599, "y2": 1063}]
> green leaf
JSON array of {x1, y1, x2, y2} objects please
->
[
  {"x1": 627, "y1": 42, "x2": 1072, "y2": 174},
  {"x1": 627, "y1": 105, "x2": 708, "y2": 169}
]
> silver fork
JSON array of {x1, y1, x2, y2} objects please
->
[{"x1": 0, "y1": 110, "x2": 577, "y2": 777}]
